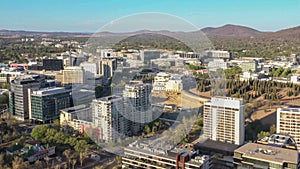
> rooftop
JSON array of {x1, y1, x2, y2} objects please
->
[
  {"x1": 32, "y1": 87, "x2": 70, "y2": 96},
  {"x1": 64, "y1": 66, "x2": 83, "y2": 70},
  {"x1": 95, "y1": 95, "x2": 122, "y2": 102},
  {"x1": 257, "y1": 134, "x2": 297, "y2": 149},
  {"x1": 205, "y1": 97, "x2": 244, "y2": 108},
  {"x1": 126, "y1": 140, "x2": 209, "y2": 165},
  {"x1": 12, "y1": 74, "x2": 43, "y2": 85},
  {"x1": 278, "y1": 107, "x2": 300, "y2": 113},
  {"x1": 235, "y1": 142, "x2": 298, "y2": 164},
  {"x1": 60, "y1": 104, "x2": 88, "y2": 114},
  {"x1": 156, "y1": 72, "x2": 170, "y2": 77},
  {"x1": 195, "y1": 139, "x2": 239, "y2": 153}
]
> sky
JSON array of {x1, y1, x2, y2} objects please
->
[{"x1": 1, "y1": 0, "x2": 300, "y2": 32}]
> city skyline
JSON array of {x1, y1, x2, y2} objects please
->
[{"x1": 1, "y1": 0, "x2": 300, "y2": 32}]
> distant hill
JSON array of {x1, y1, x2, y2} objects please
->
[
  {"x1": 1, "y1": 24, "x2": 300, "y2": 40},
  {"x1": 0, "y1": 29, "x2": 91, "y2": 37},
  {"x1": 201, "y1": 24, "x2": 262, "y2": 37},
  {"x1": 266, "y1": 26, "x2": 300, "y2": 40}
]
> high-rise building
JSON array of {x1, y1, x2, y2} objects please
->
[
  {"x1": 9, "y1": 75, "x2": 45, "y2": 120},
  {"x1": 98, "y1": 59, "x2": 117, "y2": 79},
  {"x1": 203, "y1": 97, "x2": 244, "y2": 145},
  {"x1": 277, "y1": 108, "x2": 300, "y2": 146},
  {"x1": 62, "y1": 66, "x2": 85, "y2": 85},
  {"x1": 91, "y1": 95, "x2": 128, "y2": 142},
  {"x1": 140, "y1": 50, "x2": 160, "y2": 64},
  {"x1": 29, "y1": 87, "x2": 71, "y2": 123},
  {"x1": 42, "y1": 59, "x2": 64, "y2": 71},
  {"x1": 80, "y1": 62, "x2": 98, "y2": 85},
  {"x1": 123, "y1": 81, "x2": 152, "y2": 134}
]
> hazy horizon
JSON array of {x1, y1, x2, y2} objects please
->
[{"x1": 1, "y1": 23, "x2": 299, "y2": 34}]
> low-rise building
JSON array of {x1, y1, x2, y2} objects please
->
[
  {"x1": 60, "y1": 104, "x2": 92, "y2": 133},
  {"x1": 165, "y1": 74, "x2": 183, "y2": 92},
  {"x1": 122, "y1": 140, "x2": 211, "y2": 169},
  {"x1": 240, "y1": 60, "x2": 258, "y2": 72},
  {"x1": 153, "y1": 72, "x2": 171, "y2": 91},
  {"x1": 6, "y1": 142, "x2": 55, "y2": 163},
  {"x1": 234, "y1": 134, "x2": 299, "y2": 169},
  {"x1": 207, "y1": 59, "x2": 228, "y2": 71},
  {"x1": 153, "y1": 72, "x2": 183, "y2": 92}
]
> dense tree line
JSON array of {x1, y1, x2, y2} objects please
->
[
  {"x1": 224, "y1": 66, "x2": 242, "y2": 79},
  {"x1": 30, "y1": 124, "x2": 90, "y2": 152},
  {"x1": 210, "y1": 36, "x2": 300, "y2": 59},
  {"x1": 28, "y1": 123, "x2": 91, "y2": 168},
  {"x1": 113, "y1": 33, "x2": 192, "y2": 51},
  {"x1": 197, "y1": 78, "x2": 300, "y2": 102},
  {"x1": 269, "y1": 67, "x2": 293, "y2": 77},
  {"x1": 0, "y1": 38, "x2": 72, "y2": 63}
]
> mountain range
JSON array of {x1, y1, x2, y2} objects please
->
[{"x1": 0, "y1": 24, "x2": 300, "y2": 39}]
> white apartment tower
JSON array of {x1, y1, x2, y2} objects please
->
[
  {"x1": 203, "y1": 97, "x2": 245, "y2": 145},
  {"x1": 123, "y1": 81, "x2": 152, "y2": 134},
  {"x1": 277, "y1": 108, "x2": 300, "y2": 146},
  {"x1": 92, "y1": 95, "x2": 128, "y2": 143}
]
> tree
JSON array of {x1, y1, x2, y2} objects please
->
[
  {"x1": 257, "y1": 131, "x2": 270, "y2": 140},
  {"x1": 74, "y1": 140, "x2": 89, "y2": 167},
  {"x1": 63, "y1": 149, "x2": 72, "y2": 169},
  {"x1": 12, "y1": 156, "x2": 29, "y2": 169},
  {"x1": 31, "y1": 125, "x2": 49, "y2": 141},
  {"x1": 55, "y1": 164, "x2": 61, "y2": 169},
  {"x1": 115, "y1": 156, "x2": 122, "y2": 165},
  {"x1": 79, "y1": 151, "x2": 88, "y2": 168},
  {"x1": 270, "y1": 124, "x2": 276, "y2": 134},
  {"x1": 74, "y1": 140, "x2": 89, "y2": 152},
  {"x1": 45, "y1": 128, "x2": 56, "y2": 143},
  {"x1": 71, "y1": 159, "x2": 77, "y2": 169},
  {"x1": 143, "y1": 125, "x2": 151, "y2": 135},
  {"x1": 63, "y1": 163, "x2": 68, "y2": 169},
  {"x1": 53, "y1": 119, "x2": 61, "y2": 129},
  {"x1": 53, "y1": 132, "x2": 67, "y2": 144},
  {"x1": 44, "y1": 156, "x2": 51, "y2": 169},
  {"x1": 65, "y1": 137, "x2": 77, "y2": 147},
  {"x1": 0, "y1": 154, "x2": 4, "y2": 168},
  {"x1": 34, "y1": 160, "x2": 43, "y2": 169}
]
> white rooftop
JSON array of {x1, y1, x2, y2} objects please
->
[{"x1": 32, "y1": 87, "x2": 70, "y2": 96}]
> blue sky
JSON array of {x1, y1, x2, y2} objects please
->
[{"x1": 1, "y1": 0, "x2": 299, "y2": 32}]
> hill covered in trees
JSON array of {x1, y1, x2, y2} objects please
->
[
  {"x1": 201, "y1": 24, "x2": 300, "y2": 59},
  {"x1": 112, "y1": 33, "x2": 193, "y2": 51}
]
